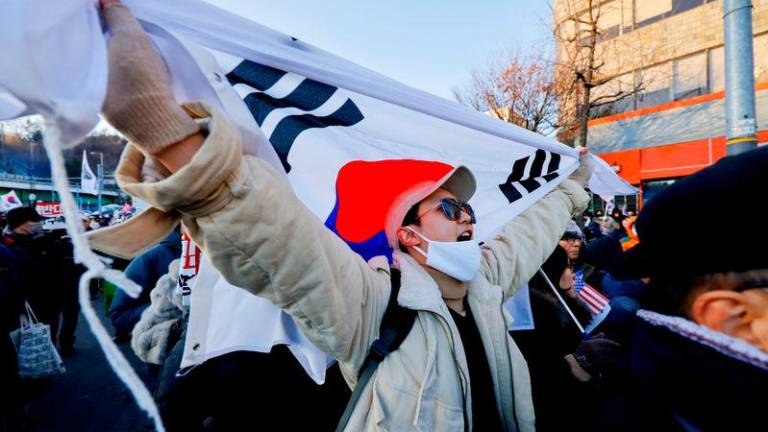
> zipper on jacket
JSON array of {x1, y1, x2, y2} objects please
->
[{"x1": 431, "y1": 308, "x2": 472, "y2": 431}]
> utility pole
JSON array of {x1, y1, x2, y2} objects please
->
[{"x1": 723, "y1": 0, "x2": 758, "y2": 155}]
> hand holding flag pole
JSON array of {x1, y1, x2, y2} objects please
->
[{"x1": 537, "y1": 267, "x2": 588, "y2": 337}]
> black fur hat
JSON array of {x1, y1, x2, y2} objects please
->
[{"x1": 619, "y1": 146, "x2": 768, "y2": 282}]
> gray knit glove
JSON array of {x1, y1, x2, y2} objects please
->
[{"x1": 101, "y1": 4, "x2": 199, "y2": 154}]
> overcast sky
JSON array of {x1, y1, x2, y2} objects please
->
[{"x1": 203, "y1": 0, "x2": 553, "y2": 100}]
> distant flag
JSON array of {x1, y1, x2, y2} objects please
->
[
  {"x1": 80, "y1": 150, "x2": 98, "y2": 195},
  {"x1": 0, "y1": 190, "x2": 23, "y2": 212},
  {"x1": 602, "y1": 195, "x2": 615, "y2": 216},
  {"x1": 574, "y1": 270, "x2": 612, "y2": 333}
]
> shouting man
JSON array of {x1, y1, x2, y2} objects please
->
[{"x1": 93, "y1": 2, "x2": 591, "y2": 430}]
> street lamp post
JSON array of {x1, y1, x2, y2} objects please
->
[{"x1": 723, "y1": 0, "x2": 758, "y2": 155}]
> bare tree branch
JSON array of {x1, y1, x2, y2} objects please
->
[
  {"x1": 551, "y1": 0, "x2": 665, "y2": 146},
  {"x1": 454, "y1": 50, "x2": 563, "y2": 135}
]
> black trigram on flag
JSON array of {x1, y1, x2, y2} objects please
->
[
  {"x1": 226, "y1": 60, "x2": 365, "y2": 173},
  {"x1": 499, "y1": 149, "x2": 562, "y2": 203}
]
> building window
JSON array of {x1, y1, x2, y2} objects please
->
[
  {"x1": 671, "y1": 0, "x2": 704, "y2": 14},
  {"x1": 636, "y1": 0, "x2": 672, "y2": 28},
  {"x1": 597, "y1": 1, "x2": 622, "y2": 40},
  {"x1": 673, "y1": 52, "x2": 708, "y2": 99},
  {"x1": 574, "y1": 1, "x2": 709, "y2": 42},
  {"x1": 622, "y1": 0, "x2": 634, "y2": 34},
  {"x1": 589, "y1": 73, "x2": 636, "y2": 117},
  {"x1": 708, "y1": 46, "x2": 725, "y2": 92},
  {"x1": 754, "y1": 33, "x2": 768, "y2": 83},
  {"x1": 642, "y1": 179, "x2": 676, "y2": 204},
  {"x1": 637, "y1": 63, "x2": 672, "y2": 108}
]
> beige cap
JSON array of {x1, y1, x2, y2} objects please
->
[{"x1": 384, "y1": 165, "x2": 476, "y2": 247}]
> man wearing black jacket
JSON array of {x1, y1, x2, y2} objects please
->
[{"x1": 4, "y1": 207, "x2": 82, "y2": 354}]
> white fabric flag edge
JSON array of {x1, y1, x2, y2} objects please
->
[{"x1": 124, "y1": 0, "x2": 636, "y2": 196}]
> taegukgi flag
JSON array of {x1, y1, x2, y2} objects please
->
[
  {"x1": 0, "y1": 0, "x2": 637, "y2": 383},
  {"x1": 0, "y1": 190, "x2": 23, "y2": 212}
]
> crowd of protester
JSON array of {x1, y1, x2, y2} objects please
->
[
  {"x1": 2, "y1": 1, "x2": 766, "y2": 431},
  {"x1": 2, "y1": 147, "x2": 767, "y2": 432}
]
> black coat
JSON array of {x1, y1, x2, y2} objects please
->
[
  {"x1": 109, "y1": 230, "x2": 182, "y2": 339},
  {"x1": 627, "y1": 310, "x2": 768, "y2": 431},
  {"x1": 510, "y1": 290, "x2": 595, "y2": 431},
  {"x1": 7, "y1": 232, "x2": 80, "y2": 327}
]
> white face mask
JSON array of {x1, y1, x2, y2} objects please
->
[{"x1": 406, "y1": 228, "x2": 481, "y2": 282}]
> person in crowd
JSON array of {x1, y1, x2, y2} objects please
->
[
  {"x1": 90, "y1": 2, "x2": 592, "y2": 429},
  {"x1": 581, "y1": 211, "x2": 602, "y2": 241},
  {"x1": 609, "y1": 207, "x2": 624, "y2": 225},
  {"x1": 616, "y1": 146, "x2": 768, "y2": 430},
  {"x1": 0, "y1": 242, "x2": 23, "y2": 431},
  {"x1": 558, "y1": 221, "x2": 584, "y2": 261},
  {"x1": 599, "y1": 215, "x2": 624, "y2": 240},
  {"x1": 109, "y1": 228, "x2": 182, "y2": 342},
  {"x1": 561, "y1": 222, "x2": 609, "y2": 293},
  {"x1": 3, "y1": 207, "x2": 81, "y2": 354},
  {"x1": 126, "y1": 256, "x2": 351, "y2": 431},
  {"x1": 511, "y1": 246, "x2": 622, "y2": 431},
  {"x1": 559, "y1": 223, "x2": 643, "y2": 347}
]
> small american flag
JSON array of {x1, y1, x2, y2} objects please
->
[{"x1": 575, "y1": 270, "x2": 612, "y2": 333}]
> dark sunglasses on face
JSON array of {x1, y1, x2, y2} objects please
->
[
  {"x1": 416, "y1": 198, "x2": 476, "y2": 224},
  {"x1": 734, "y1": 278, "x2": 768, "y2": 293}
]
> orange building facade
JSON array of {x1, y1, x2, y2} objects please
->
[
  {"x1": 553, "y1": 0, "x2": 768, "y2": 210},
  {"x1": 592, "y1": 83, "x2": 768, "y2": 207}
]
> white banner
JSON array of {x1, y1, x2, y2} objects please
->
[{"x1": 35, "y1": 201, "x2": 63, "y2": 218}]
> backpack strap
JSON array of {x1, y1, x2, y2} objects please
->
[{"x1": 335, "y1": 269, "x2": 417, "y2": 432}]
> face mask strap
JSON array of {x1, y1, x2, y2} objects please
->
[{"x1": 404, "y1": 227, "x2": 429, "y2": 257}]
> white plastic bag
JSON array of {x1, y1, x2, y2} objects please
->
[{"x1": 9, "y1": 302, "x2": 66, "y2": 379}]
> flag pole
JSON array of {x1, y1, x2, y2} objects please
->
[{"x1": 538, "y1": 268, "x2": 586, "y2": 334}]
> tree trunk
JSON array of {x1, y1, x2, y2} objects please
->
[
  {"x1": 575, "y1": 1, "x2": 599, "y2": 148},
  {"x1": 577, "y1": 78, "x2": 591, "y2": 147}
]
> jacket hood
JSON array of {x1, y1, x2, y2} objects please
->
[{"x1": 631, "y1": 310, "x2": 768, "y2": 430}]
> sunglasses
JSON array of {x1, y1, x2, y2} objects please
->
[
  {"x1": 734, "y1": 279, "x2": 768, "y2": 293},
  {"x1": 416, "y1": 198, "x2": 476, "y2": 224}
]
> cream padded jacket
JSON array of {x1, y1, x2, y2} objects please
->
[{"x1": 112, "y1": 102, "x2": 590, "y2": 431}]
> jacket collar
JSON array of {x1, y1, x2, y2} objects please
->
[
  {"x1": 394, "y1": 250, "x2": 446, "y2": 312},
  {"x1": 631, "y1": 310, "x2": 768, "y2": 430},
  {"x1": 393, "y1": 250, "x2": 499, "y2": 312},
  {"x1": 636, "y1": 309, "x2": 768, "y2": 370}
]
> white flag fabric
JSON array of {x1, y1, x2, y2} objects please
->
[
  {"x1": 0, "y1": 0, "x2": 106, "y2": 146},
  {"x1": 80, "y1": 150, "x2": 98, "y2": 195},
  {"x1": 0, "y1": 0, "x2": 638, "y2": 384},
  {"x1": 184, "y1": 255, "x2": 333, "y2": 384},
  {"x1": 503, "y1": 285, "x2": 535, "y2": 331}
]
